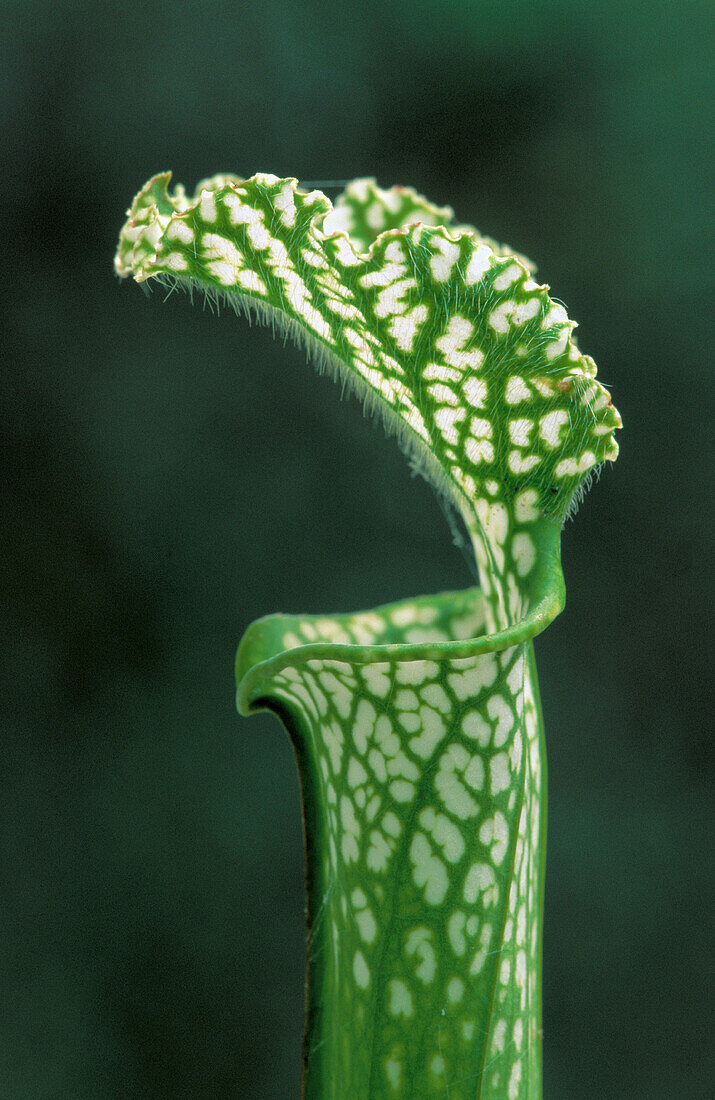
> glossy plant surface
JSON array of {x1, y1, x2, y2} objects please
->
[{"x1": 116, "y1": 174, "x2": 620, "y2": 1098}]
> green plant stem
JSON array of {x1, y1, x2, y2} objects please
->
[{"x1": 235, "y1": 516, "x2": 563, "y2": 1098}]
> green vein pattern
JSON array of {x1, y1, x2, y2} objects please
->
[{"x1": 115, "y1": 172, "x2": 621, "y2": 1098}]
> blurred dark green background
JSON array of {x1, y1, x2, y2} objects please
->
[{"x1": 2, "y1": 1, "x2": 712, "y2": 1096}]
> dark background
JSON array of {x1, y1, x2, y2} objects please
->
[{"x1": 2, "y1": 2, "x2": 712, "y2": 1096}]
